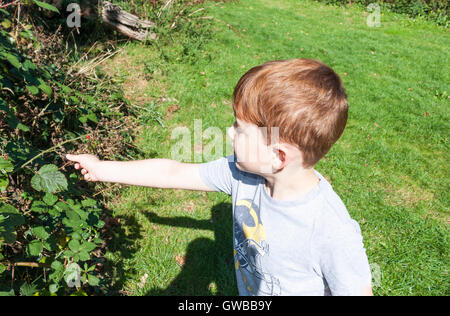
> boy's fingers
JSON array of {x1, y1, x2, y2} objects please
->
[
  {"x1": 66, "y1": 154, "x2": 83, "y2": 167},
  {"x1": 66, "y1": 154, "x2": 76, "y2": 161}
]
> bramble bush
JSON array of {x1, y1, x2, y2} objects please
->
[
  {"x1": 0, "y1": 1, "x2": 142, "y2": 296},
  {"x1": 314, "y1": 0, "x2": 449, "y2": 27},
  {"x1": 1, "y1": 0, "x2": 227, "y2": 296}
]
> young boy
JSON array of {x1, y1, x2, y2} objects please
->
[{"x1": 66, "y1": 59, "x2": 373, "y2": 296}]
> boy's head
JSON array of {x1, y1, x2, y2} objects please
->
[{"x1": 228, "y1": 59, "x2": 348, "y2": 173}]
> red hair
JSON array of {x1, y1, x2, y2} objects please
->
[{"x1": 232, "y1": 59, "x2": 348, "y2": 168}]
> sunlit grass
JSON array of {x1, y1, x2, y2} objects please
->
[{"x1": 102, "y1": 0, "x2": 449, "y2": 296}]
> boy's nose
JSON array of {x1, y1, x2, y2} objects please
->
[{"x1": 227, "y1": 125, "x2": 235, "y2": 141}]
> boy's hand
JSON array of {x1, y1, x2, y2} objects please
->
[
  {"x1": 66, "y1": 154, "x2": 101, "y2": 182},
  {"x1": 66, "y1": 154, "x2": 214, "y2": 191}
]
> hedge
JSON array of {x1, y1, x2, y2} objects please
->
[{"x1": 314, "y1": 0, "x2": 449, "y2": 26}]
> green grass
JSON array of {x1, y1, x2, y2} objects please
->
[{"x1": 100, "y1": 0, "x2": 449, "y2": 295}]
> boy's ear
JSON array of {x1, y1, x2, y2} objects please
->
[
  {"x1": 270, "y1": 144, "x2": 287, "y2": 171},
  {"x1": 271, "y1": 142, "x2": 302, "y2": 171}
]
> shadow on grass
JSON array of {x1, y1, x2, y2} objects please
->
[
  {"x1": 99, "y1": 211, "x2": 143, "y2": 295},
  {"x1": 143, "y1": 202, "x2": 238, "y2": 296}
]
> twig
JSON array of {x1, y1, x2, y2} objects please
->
[
  {"x1": 70, "y1": 29, "x2": 77, "y2": 55},
  {"x1": 67, "y1": 41, "x2": 99, "y2": 73},
  {"x1": 16, "y1": 133, "x2": 92, "y2": 171},
  {"x1": 76, "y1": 49, "x2": 122, "y2": 75},
  {"x1": 187, "y1": 7, "x2": 204, "y2": 17},
  {"x1": 34, "y1": 101, "x2": 53, "y2": 124},
  {"x1": 8, "y1": 174, "x2": 15, "y2": 186},
  {"x1": 0, "y1": 0, "x2": 20, "y2": 9},
  {"x1": 1, "y1": 87, "x2": 14, "y2": 95},
  {"x1": 157, "y1": 0, "x2": 174, "y2": 18},
  {"x1": 93, "y1": 183, "x2": 120, "y2": 197},
  {"x1": 10, "y1": 262, "x2": 51, "y2": 268}
]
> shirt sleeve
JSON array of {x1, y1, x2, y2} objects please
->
[
  {"x1": 198, "y1": 155, "x2": 235, "y2": 196},
  {"x1": 316, "y1": 220, "x2": 372, "y2": 296}
]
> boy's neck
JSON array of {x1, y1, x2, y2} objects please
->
[{"x1": 263, "y1": 167, "x2": 320, "y2": 201}]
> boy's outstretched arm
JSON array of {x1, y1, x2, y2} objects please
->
[
  {"x1": 362, "y1": 284, "x2": 373, "y2": 296},
  {"x1": 65, "y1": 154, "x2": 214, "y2": 191}
]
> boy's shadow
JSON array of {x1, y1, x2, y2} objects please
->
[{"x1": 143, "y1": 202, "x2": 238, "y2": 296}]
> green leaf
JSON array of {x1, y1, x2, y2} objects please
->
[
  {"x1": 32, "y1": 226, "x2": 50, "y2": 240},
  {"x1": 66, "y1": 209, "x2": 80, "y2": 222},
  {"x1": 30, "y1": 200, "x2": 50, "y2": 214},
  {"x1": 0, "y1": 289, "x2": 15, "y2": 296},
  {"x1": 70, "y1": 96, "x2": 80, "y2": 105},
  {"x1": 0, "y1": 203, "x2": 24, "y2": 225},
  {"x1": 0, "y1": 175, "x2": 8, "y2": 192},
  {"x1": 7, "y1": 113, "x2": 20, "y2": 130},
  {"x1": 1, "y1": 19, "x2": 11, "y2": 29},
  {"x1": 48, "y1": 208, "x2": 61, "y2": 217},
  {"x1": 26, "y1": 85, "x2": 39, "y2": 95},
  {"x1": 0, "y1": 263, "x2": 6, "y2": 274},
  {"x1": 0, "y1": 157, "x2": 14, "y2": 173},
  {"x1": 64, "y1": 250, "x2": 75, "y2": 258},
  {"x1": 0, "y1": 158, "x2": 13, "y2": 192},
  {"x1": 51, "y1": 260, "x2": 63, "y2": 271},
  {"x1": 81, "y1": 198, "x2": 97, "y2": 208},
  {"x1": 1, "y1": 52, "x2": 21, "y2": 68},
  {"x1": 37, "y1": 78, "x2": 52, "y2": 97},
  {"x1": 0, "y1": 98, "x2": 8, "y2": 112},
  {"x1": 0, "y1": 203, "x2": 25, "y2": 243},
  {"x1": 43, "y1": 236, "x2": 57, "y2": 251},
  {"x1": 78, "y1": 115, "x2": 87, "y2": 124},
  {"x1": 56, "y1": 82, "x2": 71, "y2": 93},
  {"x1": 20, "y1": 283, "x2": 38, "y2": 296},
  {"x1": 49, "y1": 284, "x2": 59, "y2": 294},
  {"x1": 54, "y1": 201, "x2": 70, "y2": 213},
  {"x1": 86, "y1": 111, "x2": 98, "y2": 123},
  {"x1": 39, "y1": 83, "x2": 52, "y2": 97},
  {"x1": 71, "y1": 232, "x2": 81, "y2": 240},
  {"x1": 23, "y1": 59, "x2": 37, "y2": 71},
  {"x1": 88, "y1": 274, "x2": 100, "y2": 286},
  {"x1": 80, "y1": 241, "x2": 96, "y2": 252},
  {"x1": 78, "y1": 250, "x2": 90, "y2": 261},
  {"x1": 33, "y1": 0, "x2": 60, "y2": 13},
  {"x1": 31, "y1": 164, "x2": 68, "y2": 193},
  {"x1": 68, "y1": 239, "x2": 80, "y2": 252},
  {"x1": 20, "y1": 30, "x2": 33, "y2": 39},
  {"x1": 70, "y1": 289, "x2": 88, "y2": 296},
  {"x1": 16, "y1": 123, "x2": 30, "y2": 132},
  {"x1": 43, "y1": 193, "x2": 58, "y2": 206},
  {"x1": 27, "y1": 240, "x2": 43, "y2": 256}
]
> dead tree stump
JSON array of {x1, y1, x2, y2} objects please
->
[{"x1": 101, "y1": 1, "x2": 156, "y2": 41}]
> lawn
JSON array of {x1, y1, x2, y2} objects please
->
[{"x1": 99, "y1": 0, "x2": 449, "y2": 295}]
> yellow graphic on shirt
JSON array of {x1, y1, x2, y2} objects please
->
[
  {"x1": 237, "y1": 200, "x2": 266, "y2": 245},
  {"x1": 234, "y1": 199, "x2": 281, "y2": 295}
]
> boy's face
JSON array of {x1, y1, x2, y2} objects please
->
[{"x1": 227, "y1": 118, "x2": 276, "y2": 175}]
